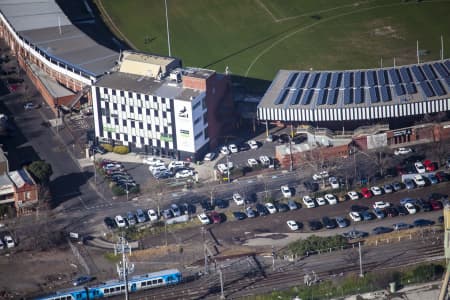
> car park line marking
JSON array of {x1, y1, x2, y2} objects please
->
[
  {"x1": 272, "y1": 175, "x2": 278, "y2": 179},
  {"x1": 247, "y1": 180, "x2": 254, "y2": 183},
  {"x1": 78, "y1": 196, "x2": 89, "y2": 209}
]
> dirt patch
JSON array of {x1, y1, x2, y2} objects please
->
[
  {"x1": 373, "y1": 25, "x2": 404, "y2": 40},
  {"x1": 253, "y1": 233, "x2": 288, "y2": 240}
]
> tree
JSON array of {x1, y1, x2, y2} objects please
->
[{"x1": 27, "y1": 160, "x2": 53, "y2": 185}]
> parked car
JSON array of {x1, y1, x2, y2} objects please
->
[
  {"x1": 316, "y1": 197, "x2": 327, "y2": 206},
  {"x1": 423, "y1": 159, "x2": 436, "y2": 172},
  {"x1": 393, "y1": 223, "x2": 412, "y2": 231},
  {"x1": 248, "y1": 140, "x2": 259, "y2": 149},
  {"x1": 136, "y1": 209, "x2": 146, "y2": 223},
  {"x1": 373, "y1": 201, "x2": 390, "y2": 209},
  {"x1": 396, "y1": 205, "x2": 408, "y2": 216},
  {"x1": 370, "y1": 186, "x2": 383, "y2": 196},
  {"x1": 322, "y1": 217, "x2": 337, "y2": 229},
  {"x1": 256, "y1": 203, "x2": 269, "y2": 216},
  {"x1": 342, "y1": 230, "x2": 367, "y2": 239},
  {"x1": 413, "y1": 219, "x2": 435, "y2": 227},
  {"x1": 350, "y1": 205, "x2": 368, "y2": 213},
  {"x1": 3, "y1": 235, "x2": 15, "y2": 248},
  {"x1": 90, "y1": 145, "x2": 106, "y2": 154},
  {"x1": 324, "y1": 194, "x2": 337, "y2": 205},
  {"x1": 233, "y1": 193, "x2": 244, "y2": 206},
  {"x1": 394, "y1": 147, "x2": 412, "y2": 155},
  {"x1": 372, "y1": 227, "x2": 393, "y2": 235},
  {"x1": 24, "y1": 102, "x2": 38, "y2": 110},
  {"x1": 161, "y1": 209, "x2": 173, "y2": 219},
  {"x1": 247, "y1": 158, "x2": 259, "y2": 167},
  {"x1": 147, "y1": 209, "x2": 158, "y2": 221},
  {"x1": 198, "y1": 213, "x2": 210, "y2": 225},
  {"x1": 302, "y1": 196, "x2": 316, "y2": 208},
  {"x1": 414, "y1": 162, "x2": 426, "y2": 174},
  {"x1": 328, "y1": 176, "x2": 339, "y2": 189},
  {"x1": 142, "y1": 157, "x2": 163, "y2": 165},
  {"x1": 349, "y1": 211, "x2": 361, "y2": 222},
  {"x1": 245, "y1": 207, "x2": 256, "y2": 218},
  {"x1": 373, "y1": 208, "x2": 386, "y2": 219},
  {"x1": 126, "y1": 212, "x2": 137, "y2": 226},
  {"x1": 383, "y1": 184, "x2": 393, "y2": 194},
  {"x1": 200, "y1": 201, "x2": 213, "y2": 212},
  {"x1": 436, "y1": 171, "x2": 449, "y2": 182},
  {"x1": 233, "y1": 211, "x2": 247, "y2": 220},
  {"x1": 287, "y1": 200, "x2": 298, "y2": 210},
  {"x1": 303, "y1": 181, "x2": 319, "y2": 192},
  {"x1": 175, "y1": 169, "x2": 194, "y2": 179},
  {"x1": 404, "y1": 179, "x2": 415, "y2": 190},
  {"x1": 312, "y1": 171, "x2": 329, "y2": 181},
  {"x1": 336, "y1": 217, "x2": 349, "y2": 228},
  {"x1": 265, "y1": 202, "x2": 277, "y2": 214},
  {"x1": 400, "y1": 197, "x2": 416, "y2": 206},
  {"x1": 360, "y1": 210, "x2": 374, "y2": 221},
  {"x1": 220, "y1": 146, "x2": 230, "y2": 155},
  {"x1": 360, "y1": 187, "x2": 372, "y2": 198},
  {"x1": 428, "y1": 173, "x2": 439, "y2": 185},
  {"x1": 228, "y1": 144, "x2": 238, "y2": 153},
  {"x1": 430, "y1": 200, "x2": 443, "y2": 210},
  {"x1": 280, "y1": 185, "x2": 292, "y2": 198},
  {"x1": 416, "y1": 199, "x2": 432, "y2": 212},
  {"x1": 347, "y1": 191, "x2": 359, "y2": 201},
  {"x1": 259, "y1": 155, "x2": 271, "y2": 167},
  {"x1": 238, "y1": 143, "x2": 250, "y2": 152},
  {"x1": 392, "y1": 181, "x2": 403, "y2": 191},
  {"x1": 115, "y1": 215, "x2": 126, "y2": 228},
  {"x1": 287, "y1": 220, "x2": 300, "y2": 231},
  {"x1": 308, "y1": 220, "x2": 323, "y2": 231},
  {"x1": 404, "y1": 203, "x2": 417, "y2": 214},
  {"x1": 385, "y1": 207, "x2": 398, "y2": 217},
  {"x1": 210, "y1": 211, "x2": 222, "y2": 224},
  {"x1": 214, "y1": 199, "x2": 228, "y2": 209},
  {"x1": 413, "y1": 175, "x2": 426, "y2": 187},
  {"x1": 203, "y1": 152, "x2": 217, "y2": 161}
]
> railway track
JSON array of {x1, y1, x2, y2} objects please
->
[{"x1": 117, "y1": 237, "x2": 443, "y2": 299}]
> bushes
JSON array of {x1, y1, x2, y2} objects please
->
[
  {"x1": 113, "y1": 145, "x2": 129, "y2": 154},
  {"x1": 101, "y1": 143, "x2": 113, "y2": 152},
  {"x1": 287, "y1": 235, "x2": 348, "y2": 256},
  {"x1": 111, "y1": 185, "x2": 126, "y2": 196}
]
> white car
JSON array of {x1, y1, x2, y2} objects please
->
[
  {"x1": 413, "y1": 174, "x2": 426, "y2": 187},
  {"x1": 142, "y1": 157, "x2": 162, "y2": 165},
  {"x1": 203, "y1": 152, "x2": 217, "y2": 161},
  {"x1": 233, "y1": 193, "x2": 244, "y2": 205},
  {"x1": 394, "y1": 147, "x2": 412, "y2": 155},
  {"x1": 115, "y1": 215, "x2": 126, "y2": 228},
  {"x1": 228, "y1": 144, "x2": 238, "y2": 153},
  {"x1": 265, "y1": 202, "x2": 277, "y2": 214},
  {"x1": 3, "y1": 235, "x2": 14, "y2": 248},
  {"x1": 302, "y1": 196, "x2": 316, "y2": 208},
  {"x1": 149, "y1": 162, "x2": 166, "y2": 172},
  {"x1": 373, "y1": 201, "x2": 390, "y2": 209},
  {"x1": 414, "y1": 162, "x2": 426, "y2": 174},
  {"x1": 198, "y1": 213, "x2": 210, "y2": 225},
  {"x1": 168, "y1": 161, "x2": 186, "y2": 170},
  {"x1": 220, "y1": 146, "x2": 230, "y2": 155},
  {"x1": 147, "y1": 209, "x2": 158, "y2": 221},
  {"x1": 349, "y1": 211, "x2": 361, "y2": 222},
  {"x1": 404, "y1": 203, "x2": 417, "y2": 214},
  {"x1": 248, "y1": 140, "x2": 259, "y2": 149},
  {"x1": 247, "y1": 158, "x2": 259, "y2": 167},
  {"x1": 287, "y1": 220, "x2": 299, "y2": 231},
  {"x1": 280, "y1": 185, "x2": 292, "y2": 198},
  {"x1": 175, "y1": 169, "x2": 194, "y2": 179},
  {"x1": 316, "y1": 197, "x2": 327, "y2": 206},
  {"x1": 348, "y1": 191, "x2": 360, "y2": 201},
  {"x1": 324, "y1": 194, "x2": 337, "y2": 205},
  {"x1": 370, "y1": 186, "x2": 383, "y2": 196},
  {"x1": 217, "y1": 162, "x2": 234, "y2": 174},
  {"x1": 312, "y1": 171, "x2": 329, "y2": 181},
  {"x1": 328, "y1": 177, "x2": 340, "y2": 189}
]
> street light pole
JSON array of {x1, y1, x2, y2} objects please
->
[
  {"x1": 358, "y1": 241, "x2": 364, "y2": 278},
  {"x1": 226, "y1": 155, "x2": 230, "y2": 183},
  {"x1": 125, "y1": 182, "x2": 129, "y2": 201}
]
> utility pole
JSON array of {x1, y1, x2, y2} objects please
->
[
  {"x1": 164, "y1": 0, "x2": 172, "y2": 56},
  {"x1": 93, "y1": 151, "x2": 96, "y2": 185},
  {"x1": 219, "y1": 267, "x2": 225, "y2": 299},
  {"x1": 226, "y1": 155, "x2": 230, "y2": 183},
  {"x1": 272, "y1": 245, "x2": 275, "y2": 271},
  {"x1": 358, "y1": 241, "x2": 364, "y2": 278},
  {"x1": 115, "y1": 236, "x2": 134, "y2": 300}
]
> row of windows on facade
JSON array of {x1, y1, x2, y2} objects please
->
[
  {"x1": 100, "y1": 106, "x2": 169, "y2": 119},
  {"x1": 104, "y1": 118, "x2": 171, "y2": 134},
  {"x1": 103, "y1": 131, "x2": 170, "y2": 149},
  {"x1": 100, "y1": 96, "x2": 169, "y2": 112}
]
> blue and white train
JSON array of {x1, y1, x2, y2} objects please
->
[{"x1": 35, "y1": 269, "x2": 182, "y2": 300}]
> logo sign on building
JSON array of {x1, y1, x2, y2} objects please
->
[
  {"x1": 393, "y1": 129, "x2": 412, "y2": 137},
  {"x1": 174, "y1": 99, "x2": 195, "y2": 152},
  {"x1": 178, "y1": 106, "x2": 189, "y2": 118},
  {"x1": 367, "y1": 133, "x2": 388, "y2": 149}
]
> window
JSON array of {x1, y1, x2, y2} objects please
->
[
  {"x1": 131, "y1": 121, "x2": 135, "y2": 128},
  {"x1": 106, "y1": 117, "x2": 111, "y2": 124},
  {"x1": 202, "y1": 97, "x2": 206, "y2": 109},
  {"x1": 146, "y1": 109, "x2": 150, "y2": 115},
  {"x1": 112, "y1": 90, "x2": 116, "y2": 96},
  {"x1": 138, "y1": 107, "x2": 142, "y2": 114},
  {"x1": 193, "y1": 101, "x2": 201, "y2": 110},
  {"x1": 203, "y1": 112, "x2": 208, "y2": 124},
  {"x1": 121, "y1": 104, "x2": 126, "y2": 112},
  {"x1": 104, "y1": 288, "x2": 110, "y2": 293},
  {"x1": 124, "y1": 134, "x2": 128, "y2": 141},
  {"x1": 195, "y1": 132, "x2": 203, "y2": 140},
  {"x1": 139, "y1": 122, "x2": 143, "y2": 129},
  {"x1": 114, "y1": 118, "x2": 119, "y2": 125},
  {"x1": 130, "y1": 107, "x2": 134, "y2": 113},
  {"x1": 155, "y1": 125, "x2": 160, "y2": 132},
  {"x1": 152, "y1": 280, "x2": 157, "y2": 284},
  {"x1": 141, "y1": 282, "x2": 147, "y2": 287},
  {"x1": 147, "y1": 124, "x2": 151, "y2": 130},
  {"x1": 154, "y1": 110, "x2": 158, "y2": 117},
  {"x1": 162, "y1": 111, "x2": 167, "y2": 118},
  {"x1": 123, "y1": 120, "x2": 127, "y2": 126},
  {"x1": 121, "y1": 285, "x2": 125, "y2": 290},
  {"x1": 115, "y1": 287, "x2": 120, "y2": 291},
  {"x1": 113, "y1": 103, "x2": 118, "y2": 110},
  {"x1": 132, "y1": 136, "x2": 136, "y2": 143},
  {"x1": 158, "y1": 279, "x2": 163, "y2": 283},
  {"x1": 194, "y1": 117, "x2": 201, "y2": 125},
  {"x1": 153, "y1": 96, "x2": 157, "y2": 102},
  {"x1": 128, "y1": 92, "x2": 133, "y2": 98},
  {"x1": 161, "y1": 98, "x2": 166, "y2": 104},
  {"x1": 204, "y1": 128, "x2": 209, "y2": 139},
  {"x1": 120, "y1": 90, "x2": 124, "y2": 97},
  {"x1": 137, "y1": 94, "x2": 141, "y2": 100}
]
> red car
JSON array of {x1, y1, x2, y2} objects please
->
[
  {"x1": 209, "y1": 211, "x2": 222, "y2": 224},
  {"x1": 360, "y1": 187, "x2": 373, "y2": 199},
  {"x1": 423, "y1": 160, "x2": 436, "y2": 172},
  {"x1": 430, "y1": 200, "x2": 443, "y2": 210},
  {"x1": 435, "y1": 171, "x2": 449, "y2": 182}
]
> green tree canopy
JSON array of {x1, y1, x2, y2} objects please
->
[{"x1": 27, "y1": 160, "x2": 53, "y2": 184}]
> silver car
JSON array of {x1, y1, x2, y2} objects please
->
[{"x1": 136, "y1": 209, "x2": 146, "y2": 223}]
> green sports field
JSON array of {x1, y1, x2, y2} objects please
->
[{"x1": 97, "y1": 0, "x2": 450, "y2": 81}]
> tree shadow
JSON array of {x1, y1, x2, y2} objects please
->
[{"x1": 49, "y1": 171, "x2": 94, "y2": 208}]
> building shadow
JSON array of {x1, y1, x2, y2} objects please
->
[{"x1": 49, "y1": 171, "x2": 94, "y2": 208}]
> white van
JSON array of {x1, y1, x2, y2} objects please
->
[{"x1": 3, "y1": 235, "x2": 14, "y2": 248}]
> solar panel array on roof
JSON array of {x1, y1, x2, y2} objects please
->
[
  {"x1": 290, "y1": 89, "x2": 303, "y2": 105},
  {"x1": 354, "y1": 71, "x2": 363, "y2": 87},
  {"x1": 318, "y1": 72, "x2": 330, "y2": 89},
  {"x1": 380, "y1": 86, "x2": 391, "y2": 102},
  {"x1": 354, "y1": 88, "x2": 364, "y2": 104},
  {"x1": 307, "y1": 73, "x2": 319, "y2": 89},
  {"x1": 301, "y1": 89, "x2": 314, "y2": 105},
  {"x1": 295, "y1": 72, "x2": 309, "y2": 89},
  {"x1": 411, "y1": 66, "x2": 425, "y2": 82},
  {"x1": 330, "y1": 72, "x2": 341, "y2": 88},
  {"x1": 406, "y1": 82, "x2": 416, "y2": 94},
  {"x1": 343, "y1": 88, "x2": 353, "y2": 104},
  {"x1": 343, "y1": 72, "x2": 352, "y2": 88},
  {"x1": 433, "y1": 63, "x2": 449, "y2": 78},
  {"x1": 274, "y1": 89, "x2": 289, "y2": 105},
  {"x1": 400, "y1": 67, "x2": 412, "y2": 83},
  {"x1": 430, "y1": 79, "x2": 445, "y2": 96},
  {"x1": 369, "y1": 87, "x2": 379, "y2": 103},
  {"x1": 377, "y1": 70, "x2": 387, "y2": 85},
  {"x1": 367, "y1": 71, "x2": 376, "y2": 86},
  {"x1": 327, "y1": 89, "x2": 338, "y2": 105},
  {"x1": 388, "y1": 69, "x2": 400, "y2": 84},
  {"x1": 285, "y1": 72, "x2": 299, "y2": 88},
  {"x1": 317, "y1": 89, "x2": 328, "y2": 105},
  {"x1": 444, "y1": 60, "x2": 450, "y2": 71},
  {"x1": 394, "y1": 84, "x2": 405, "y2": 96},
  {"x1": 422, "y1": 64, "x2": 436, "y2": 80},
  {"x1": 419, "y1": 82, "x2": 434, "y2": 98}
]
